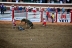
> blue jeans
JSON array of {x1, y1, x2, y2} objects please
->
[
  {"x1": 51, "y1": 17, "x2": 54, "y2": 23},
  {"x1": 1, "y1": 9, "x2": 4, "y2": 14}
]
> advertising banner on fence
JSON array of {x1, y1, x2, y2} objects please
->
[
  {"x1": 0, "y1": 18, "x2": 12, "y2": 21},
  {"x1": 15, "y1": 17, "x2": 26, "y2": 20},
  {"x1": 29, "y1": 19, "x2": 41, "y2": 22},
  {"x1": 57, "y1": 13, "x2": 71, "y2": 23}
]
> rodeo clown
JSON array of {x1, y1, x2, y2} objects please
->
[
  {"x1": 42, "y1": 18, "x2": 46, "y2": 26},
  {"x1": 12, "y1": 18, "x2": 25, "y2": 30}
]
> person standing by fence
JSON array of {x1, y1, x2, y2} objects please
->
[
  {"x1": 51, "y1": 13, "x2": 55, "y2": 23},
  {"x1": 0, "y1": 4, "x2": 4, "y2": 14},
  {"x1": 46, "y1": 11, "x2": 50, "y2": 21}
]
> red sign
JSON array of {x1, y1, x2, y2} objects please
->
[{"x1": 61, "y1": 14, "x2": 66, "y2": 19}]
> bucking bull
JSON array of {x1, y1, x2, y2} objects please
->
[{"x1": 21, "y1": 18, "x2": 33, "y2": 29}]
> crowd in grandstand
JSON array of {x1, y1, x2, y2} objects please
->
[
  {"x1": 9, "y1": 0, "x2": 72, "y2": 3},
  {"x1": 0, "y1": 2, "x2": 71, "y2": 15},
  {"x1": 9, "y1": 5, "x2": 71, "y2": 14},
  {"x1": 0, "y1": 3, "x2": 71, "y2": 15}
]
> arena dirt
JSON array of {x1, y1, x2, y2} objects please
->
[{"x1": 0, "y1": 21, "x2": 72, "y2": 48}]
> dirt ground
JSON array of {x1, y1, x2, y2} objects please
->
[{"x1": 0, "y1": 21, "x2": 72, "y2": 48}]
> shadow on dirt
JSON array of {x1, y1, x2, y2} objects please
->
[{"x1": 0, "y1": 39, "x2": 20, "y2": 48}]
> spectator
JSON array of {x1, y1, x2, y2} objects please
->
[
  {"x1": 20, "y1": 0, "x2": 23, "y2": 3},
  {"x1": 39, "y1": 0, "x2": 42, "y2": 3},
  {"x1": 50, "y1": 8, "x2": 53, "y2": 12},
  {"x1": 51, "y1": 13, "x2": 55, "y2": 23},
  {"x1": 10, "y1": 5, "x2": 12, "y2": 11},
  {"x1": 28, "y1": 6, "x2": 31, "y2": 12},
  {"x1": 47, "y1": 0, "x2": 50, "y2": 3},
  {"x1": 55, "y1": 0, "x2": 65, "y2": 3},
  {"x1": 60, "y1": 0, "x2": 65, "y2": 3},
  {"x1": 10, "y1": 5, "x2": 14, "y2": 13},
  {"x1": 42, "y1": 0, "x2": 46, "y2": 3},
  {"x1": 62, "y1": 7, "x2": 65, "y2": 13},
  {"x1": 10, "y1": 5, "x2": 14, "y2": 10},
  {"x1": 39, "y1": 7, "x2": 41, "y2": 12},
  {"x1": 23, "y1": 7, "x2": 26, "y2": 12},
  {"x1": 33, "y1": 7, "x2": 36, "y2": 11},
  {"x1": 57, "y1": 7, "x2": 60, "y2": 13},
  {"x1": 18, "y1": 6, "x2": 23, "y2": 12},
  {"x1": 46, "y1": 11, "x2": 50, "y2": 21},
  {"x1": 56, "y1": 0, "x2": 60, "y2": 3},
  {"x1": 32, "y1": 7, "x2": 36, "y2": 15},
  {"x1": 3, "y1": 5, "x2": 6, "y2": 12},
  {"x1": 47, "y1": 6, "x2": 51, "y2": 12},
  {"x1": 67, "y1": 8, "x2": 71, "y2": 14},
  {"x1": 60, "y1": 0, "x2": 63, "y2": 4},
  {"x1": 34, "y1": 0, "x2": 36, "y2": 2},
  {"x1": 31, "y1": 0, "x2": 33, "y2": 2},
  {"x1": 51, "y1": 0, "x2": 54, "y2": 3},
  {"x1": 66, "y1": 0, "x2": 71, "y2": 3},
  {"x1": 52, "y1": 7, "x2": 55, "y2": 12},
  {"x1": 0, "y1": 3, "x2": 4, "y2": 14},
  {"x1": 15, "y1": 5, "x2": 19, "y2": 12},
  {"x1": 16, "y1": 0, "x2": 19, "y2": 3}
]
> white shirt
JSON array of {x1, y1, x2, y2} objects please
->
[
  {"x1": 28, "y1": 6, "x2": 31, "y2": 9},
  {"x1": 33, "y1": 7, "x2": 36, "y2": 10},
  {"x1": 16, "y1": 0, "x2": 19, "y2": 3},
  {"x1": 67, "y1": 0, "x2": 70, "y2": 1},
  {"x1": 43, "y1": 20, "x2": 46, "y2": 22},
  {"x1": 10, "y1": 6, "x2": 14, "y2": 10},
  {"x1": 12, "y1": 19, "x2": 15, "y2": 23}
]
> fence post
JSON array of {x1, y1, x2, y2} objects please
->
[
  {"x1": 56, "y1": 9, "x2": 57, "y2": 22},
  {"x1": 12, "y1": 8, "x2": 16, "y2": 28},
  {"x1": 41, "y1": 8, "x2": 43, "y2": 22},
  {"x1": 70, "y1": 10, "x2": 72, "y2": 23},
  {"x1": 26, "y1": 8, "x2": 28, "y2": 19},
  {"x1": 12, "y1": 8, "x2": 14, "y2": 22}
]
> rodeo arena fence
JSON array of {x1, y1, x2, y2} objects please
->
[{"x1": 0, "y1": 7, "x2": 72, "y2": 23}]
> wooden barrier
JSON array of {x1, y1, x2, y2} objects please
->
[
  {"x1": 0, "y1": 2, "x2": 72, "y2": 8},
  {"x1": 0, "y1": 2, "x2": 72, "y2": 10},
  {"x1": 0, "y1": 2, "x2": 72, "y2": 7}
]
